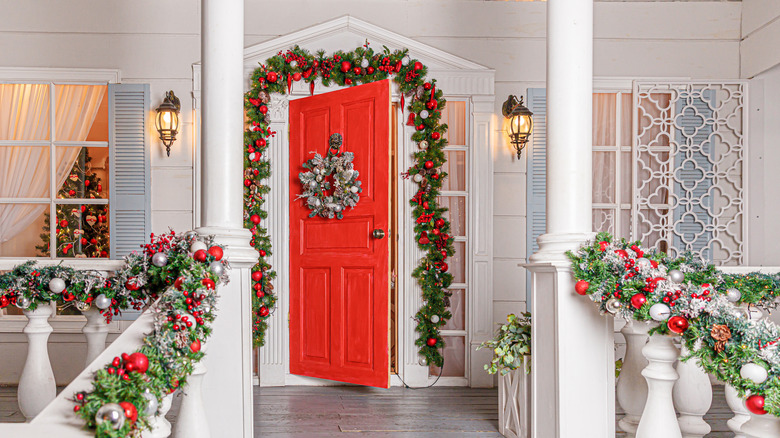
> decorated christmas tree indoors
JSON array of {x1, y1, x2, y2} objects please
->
[{"x1": 36, "y1": 148, "x2": 110, "y2": 258}]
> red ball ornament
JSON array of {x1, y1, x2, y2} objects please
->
[
  {"x1": 426, "y1": 101, "x2": 437, "y2": 110},
  {"x1": 416, "y1": 124, "x2": 425, "y2": 131},
  {"x1": 432, "y1": 229, "x2": 440, "y2": 236},
  {"x1": 244, "y1": 179, "x2": 252, "y2": 187},
  {"x1": 426, "y1": 338, "x2": 437, "y2": 347},
  {"x1": 423, "y1": 82, "x2": 432, "y2": 90},
  {"x1": 667, "y1": 316, "x2": 689, "y2": 334},
  {"x1": 252, "y1": 271, "x2": 263, "y2": 282},
  {"x1": 574, "y1": 280, "x2": 589, "y2": 295},
  {"x1": 0, "y1": 296, "x2": 8, "y2": 308},
  {"x1": 193, "y1": 249, "x2": 208, "y2": 262},
  {"x1": 208, "y1": 246, "x2": 224, "y2": 261},
  {"x1": 630, "y1": 293, "x2": 647, "y2": 309},
  {"x1": 413, "y1": 61, "x2": 424, "y2": 71},
  {"x1": 615, "y1": 249, "x2": 628, "y2": 259},
  {"x1": 190, "y1": 338, "x2": 201, "y2": 353},
  {"x1": 258, "y1": 106, "x2": 268, "y2": 115},
  {"x1": 424, "y1": 160, "x2": 434, "y2": 169},
  {"x1": 255, "y1": 138, "x2": 267, "y2": 147},
  {"x1": 250, "y1": 214, "x2": 261, "y2": 225},
  {"x1": 422, "y1": 201, "x2": 430, "y2": 210},
  {"x1": 431, "y1": 132, "x2": 441, "y2": 140},
  {"x1": 353, "y1": 67, "x2": 362, "y2": 75},
  {"x1": 266, "y1": 72, "x2": 278, "y2": 83},
  {"x1": 174, "y1": 276, "x2": 185, "y2": 291},
  {"x1": 746, "y1": 395, "x2": 767, "y2": 415},
  {"x1": 125, "y1": 278, "x2": 140, "y2": 291},
  {"x1": 435, "y1": 219, "x2": 445, "y2": 229},
  {"x1": 367, "y1": 66, "x2": 375, "y2": 74},
  {"x1": 201, "y1": 278, "x2": 216, "y2": 290},
  {"x1": 259, "y1": 249, "x2": 267, "y2": 257},
  {"x1": 439, "y1": 262, "x2": 448, "y2": 272},
  {"x1": 119, "y1": 402, "x2": 138, "y2": 424},
  {"x1": 599, "y1": 241, "x2": 609, "y2": 251},
  {"x1": 292, "y1": 72, "x2": 302, "y2": 81},
  {"x1": 340, "y1": 61, "x2": 351, "y2": 73},
  {"x1": 126, "y1": 352, "x2": 149, "y2": 373},
  {"x1": 60, "y1": 219, "x2": 69, "y2": 228},
  {"x1": 344, "y1": 78, "x2": 353, "y2": 85},
  {"x1": 259, "y1": 306, "x2": 270, "y2": 317}
]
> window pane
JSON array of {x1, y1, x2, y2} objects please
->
[
  {"x1": 438, "y1": 196, "x2": 466, "y2": 237},
  {"x1": 441, "y1": 150, "x2": 466, "y2": 191},
  {"x1": 0, "y1": 146, "x2": 50, "y2": 198},
  {"x1": 0, "y1": 84, "x2": 50, "y2": 141},
  {"x1": 593, "y1": 93, "x2": 616, "y2": 146},
  {"x1": 447, "y1": 241, "x2": 466, "y2": 284},
  {"x1": 621, "y1": 151, "x2": 632, "y2": 204},
  {"x1": 0, "y1": 204, "x2": 49, "y2": 257},
  {"x1": 621, "y1": 93, "x2": 633, "y2": 147},
  {"x1": 442, "y1": 289, "x2": 465, "y2": 331},
  {"x1": 442, "y1": 101, "x2": 466, "y2": 145},
  {"x1": 55, "y1": 203, "x2": 109, "y2": 258},
  {"x1": 57, "y1": 147, "x2": 108, "y2": 199},
  {"x1": 429, "y1": 336, "x2": 466, "y2": 377},
  {"x1": 54, "y1": 85, "x2": 107, "y2": 141},
  {"x1": 593, "y1": 151, "x2": 615, "y2": 204},
  {"x1": 593, "y1": 208, "x2": 614, "y2": 234},
  {"x1": 620, "y1": 209, "x2": 632, "y2": 240}
]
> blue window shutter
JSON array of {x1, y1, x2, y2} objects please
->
[
  {"x1": 109, "y1": 83, "x2": 151, "y2": 260},
  {"x1": 526, "y1": 88, "x2": 546, "y2": 303},
  {"x1": 672, "y1": 90, "x2": 714, "y2": 261}
]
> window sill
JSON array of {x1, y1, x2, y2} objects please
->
[{"x1": 0, "y1": 258, "x2": 125, "y2": 271}]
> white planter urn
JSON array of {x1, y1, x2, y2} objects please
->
[
  {"x1": 497, "y1": 356, "x2": 531, "y2": 438},
  {"x1": 636, "y1": 330, "x2": 682, "y2": 438}
]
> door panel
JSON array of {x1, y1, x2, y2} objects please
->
[{"x1": 289, "y1": 80, "x2": 391, "y2": 388}]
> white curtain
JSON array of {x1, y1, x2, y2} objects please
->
[{"x1": 0, "y1": 84, "x2": 105, "y2": 244}]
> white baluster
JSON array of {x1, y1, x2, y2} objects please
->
[
  {"x1": 81, "y1": 307, "x2": 108, "y2": 366},
  {"x1": 673, "y1": 341, "x2": 712, "y2": 437},
  {"x1": 725, "y1": 385, "x2": 750, "y2": 437},
  {"x1": 173, "y1": 342, "x2": 209, "y2": 438},
  {"x1": 144, "y1": 393, "x2": 174, "y2": 438},
  {"x1": 636, "y1": 330, "x2": 682, "y2": 438},
  {"x1": 18, "y1": 303, "x2": 56, "y2": 421},
  {"x1": 617, "y1": 320, "x2": 650, "y2": 437},
  {"x1": 741, "y1": 412, "x2": 780, "y2": 438}
]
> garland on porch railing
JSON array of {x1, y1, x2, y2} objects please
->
[
  {"x1": 244, "y1": 43, "x2": 456, "y2": 366},
  {"x1": 568, "y1": 232, "x2": 780, "y2": 417},
  {"x1": 0, "y1": 231, "x2": 229, "y2": 437}
]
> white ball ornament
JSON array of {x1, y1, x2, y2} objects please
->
[
  {"x1": 350, "y1": 186, "x2": 359, "y2": 194},
  {"x1": 190, "y1": 241, "x2": 208, "y2": 254},
  {"x1": 141, "y1": 391, "x2": 159, "y2": 416},
  {"x1": 209, "y1": 261, "x2": 225, "y2": 277},
  {"x1": 151, "y1": 252, "x2": 168, "y2": 267},
  {"x1": 360, "y1": 59, "x2": 369, "y2": 68},
  {"x1": 413, "y1": 174, "x2": 423, "y2": 183},
  {"x1": 430, "y1": 315, "x2": 440, "y2": 323},
  {"x1": 649, "y1": 303, "x2": 672, "y2": 321},
  {"x1": 419, "y1": 110, "x2": 430, "y2": 119},
  {"x1": 95, "y1": 403, "x2": 125, "y2": 430},
  {"x1": 740, "y1": 363, "x2": 769, "y2": 384},
  {"x1": 94, "y1": 294, "x2": 111, "y2": 310},
  {"x1": 668, "y1": 269, "x2": 685, "y2": 284},
  {"x1": 402, "y1": 55, "x2": 411, "y2": 66},
  {"x1": 418, "y1": 141, "x2": 429, "y2": 150},
  {"x1": 48, "y1": 278, "x2": 66, "y2": 294},
  {"x1": 726, "y1": 288, "x2": 742, "y2": 302},
  {"x1": 249, "y1": 152, "x2": 256, "y2": 161},
  {"x1": 290, "y1": 60, "x2": 298, "y2": 68}
]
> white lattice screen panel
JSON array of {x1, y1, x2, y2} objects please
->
[{"x1": 632, "y1": 81, "x2": 746, "y2": 265}]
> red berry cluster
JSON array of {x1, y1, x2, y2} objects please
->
[{"x1": 144, "y1": 231, "x2": 176, "y2": 257}]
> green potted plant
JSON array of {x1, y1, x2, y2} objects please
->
[{"x1": 480, "y1": 312, "x2": 531, "y2": 438}]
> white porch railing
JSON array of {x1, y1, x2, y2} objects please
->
[{"x1": 614, "y1": 266, "x2": 780, "y2": 438}]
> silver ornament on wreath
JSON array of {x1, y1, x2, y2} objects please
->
[
  {"x1": 726, "y1": 288, "x2": 741, "y2": 302},
  {"x1": 605, "y1": 298, "x2": 622, "y2": 314},
  {"x1": 16, "y1": 295, "x2": 31, "y2": 310},
  {"x1": 210, "y1": 261, "x2": 225, "y2": 277},
  {"x1": 49, "y1": 277, "x2": 66, "y2": 294},
  {"x1": 151, "y1": 252, "x2": 168, "y2": 267},
  {"x1": 76, "y1": 301, "x2": 91, "y2": 312},
  {"x1": 668, "y1": 269, "x2": 685, "y2": 284},
  {"x1": 95, "y1": 403, "x2": 125, "y2": 430},
  {"x1": 297, "y1": 133, "x2": 362, "y2": 219},
  {"x1": 94, "y1": 293, "x2": 111, "y2": 310},
  {"x1": 141, "y1": 390, "x2": 159, "y2": 416}
]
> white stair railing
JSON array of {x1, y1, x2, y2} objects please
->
[
  {"x1": 742, "y1": 413, "x2": 780, "y2": 438},
  {"x1": 18, "y1": 303, "x2": 57, "y2": 420},
  {"x1": 81, "y1": 307, "x2": 109, "y2": 365},
  {"x1": 725, "y1": 385, "x2": 751, "y2": 438},
  {"x1": 616, "y1": 320, "x2": 649, "y2": 437},
  {"x1": 636, "y1": 328, "x2": 682, "y2": 438},
  {"x1": 672, "y1": 342, "x2": 712, "y2": 437},
  {"x1": 172, "y1": 341, "x2": 209, "y2": 438},
  {"x1": 145, "y1": 393, "x2": 175, "y2": 438}
]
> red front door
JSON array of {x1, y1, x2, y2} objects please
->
[{"x1": 289, "y1": 80, "x2": 391, "y2": 388}]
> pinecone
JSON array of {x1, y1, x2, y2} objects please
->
[{"x1": 711, "y1": 324, "x2": 731, "y2": 353}]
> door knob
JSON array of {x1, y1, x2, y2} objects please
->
[{"x1": 372, "y1": 229, "x2": 385, "y2": 239}]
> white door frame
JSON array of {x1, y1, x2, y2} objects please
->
[{"x1": 192, "y1": 16, "x2": 496, "y2": 387}]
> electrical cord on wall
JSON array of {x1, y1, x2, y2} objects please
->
[{"x1": 394, "y1": 358, "x2": 444, "y2": 389}]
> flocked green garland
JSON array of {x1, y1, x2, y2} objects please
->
[
  {"x1": 569, "y1": 232, "x2": 780, "y2": 417},
  {"x1": 244, "y1": 43, "x2": 456, "y2": 366}
]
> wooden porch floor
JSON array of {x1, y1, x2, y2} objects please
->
[{"x1": 0, "y1": 384, "x2": 735, "y2": 436}]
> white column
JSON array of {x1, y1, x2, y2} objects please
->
[
  {"x1": 742, "y1": 413, "x2": 780, "y2": 438},
  {"x1": 173, "y1": 342, "x2": 209, "y2": 438},
  {"x1": 673, "y1": 342, "x2": 712, "y2": 437},
  {"x1": 198, "y1": 0, "x2": 258, "y2": 437},
  {"x1": 725, "y1": 385, "x2": 750, "y2": 437},
  {"x1": 82, "y1": 307, "x2": 109, "y2": 365},
  {"x1": 18, "y1": 303, "x2": 56, "y2": 420},
  {"x1": 617, "y1": 321, "x2": 650, "y2": 437},
  {"x1": 527, "y1": 1, "x2": 614, "y2": 437},
  {"x1": 636, "y1": 332, "x2": 681, "y2": 438}
]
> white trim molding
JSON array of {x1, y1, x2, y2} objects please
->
[{"x1": 0, "y1": 67, "x2": 121, "y2": 84}]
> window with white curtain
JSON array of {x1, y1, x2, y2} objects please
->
[{"x1": 0, "y1": 83, "x2": 110, "y2": 259}]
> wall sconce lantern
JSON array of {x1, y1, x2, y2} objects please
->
[
  {"x1": 502, "y1": 95, "x2": 533, "y2": 159},
  {"x1": 155, "y1": 90, "x2": 181, "y2": 157}
]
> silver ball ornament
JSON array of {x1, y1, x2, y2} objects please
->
[
  {"x1": 16, "y1": 295, "x2": 31, "y2": 310},
  {"x1": 349, "y1": 186, "x2": 359, "y2": 194},
  {"x1": 313, "y1": 167, "x2": 321, "y2": 175},
  {"x1": 636, "y1": 258, "x2": 651, "y2": 269},
  {"x1": 308, "y1": 180, "x2": 317, "y2": 189},
  {"x1": 290, "y1": 60, "x2": 298, "y2": 68},
  {"x1": 418, "y1": 140, "x2": 428, "y2": 150},
  {"x1": 419, "y1": 110, "x2": 429, "y2": 119},
  {"x1": 183, "y1": 230, "x2": 198, "y2": 240},
  {"x1": 649, "y1": 303, "x2": 671, "y2": 321},
  {"x1": 418, "y1": 357, "x2": 427, "y2": 366},
  {"x1": 430, "y1": 315, "x2": 440, "y2": 323},
  {"x1": 151, "y1": 252, "x2": 168, "y2": 267},
  {"x1": 76, "y1": 301, "x2": 91, "y2": 312},
  {"x1": 605, "y1": 298, "x2": 622, "y2": 314},
  {"x1": 190, "y1": 241, "x2": 208, "y2": 253},
  {"x1": 48, "y1": 277, "x2": 66, "y2": 294},
  {"x1": 740, "y1": 363, "x2": 769, "y2": 384},
  {"x1": 316, "y1": 175, "x2": 323, "y2": 182},
  {"x1": 210, "y1": 261, "x2": 225, "y2": 277},
  {"x1": 360, "y1": 59, "x2": 369, "y2": 68},
  {"x1": 668, "y1": 269, "x2": 685, "y2": 284},
  {"x1": 413, "y1": 174, "x2": 423, "y2": 183},
  {"x1": 95, "y1": 403, "x2": 125, "y2": 430},
  {"x1": 94, "y1": 294, "x2": 111, "y2": 310},
  {"x1": 333, "y1": 205, "x2": 343, "y2": 213},
  {"x1": 402, "y1": 56, "x2": 411, "y2": 66},
  {"x1": 726, "y1": 288, "x2": 742, "y2": 302},
  {"x1": 141, "y1": 391, "x2": 159, "y2": 416}
]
